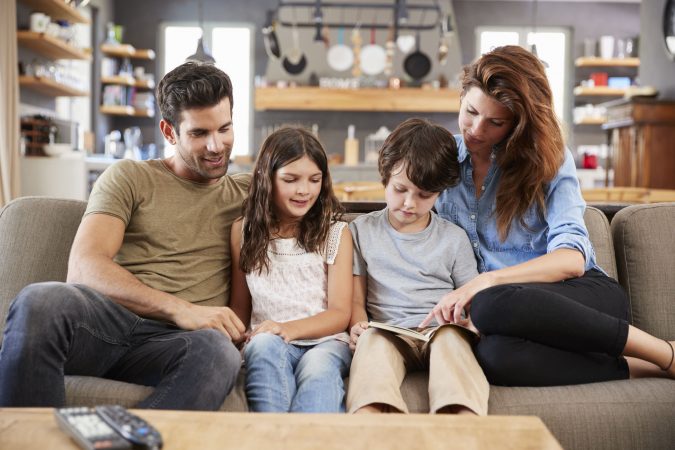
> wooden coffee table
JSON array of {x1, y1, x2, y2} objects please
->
[{"x1": 0, "y1": 407, "x2": 562, "y2": 449}]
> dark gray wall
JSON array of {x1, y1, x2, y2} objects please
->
[
  {"x1": 109, "y1": 0, "x2": 641, "y2": 157},
  {"x1": 639, "y1": 0, "x2": 675, "y2": 99}
]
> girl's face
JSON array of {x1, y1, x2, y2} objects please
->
[
  {"x1": 458, "y1": 87, "x2": 514, "y2": 155},
  {"x1": 384, "y1": 163, "x2": 439, "y2": 233},
  {"x1": 272, "y1": 155, "x2": 323, "y2": 225}
]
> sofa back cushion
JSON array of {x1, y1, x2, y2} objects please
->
[
  {"x1": 0, "y1": 197, "x2": 86, "y2": 337},
  {"x1": 612, "y1": 203, "x2": 675, "y2": 339},
  {"x1": 584, "y1": 206, "x2": 617, "y2": 280}
]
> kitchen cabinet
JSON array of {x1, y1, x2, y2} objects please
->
[
  {"x1": 254, "y1": 87, "x2": 460, "y2": 113},
  {"x1": 100, "y1": 43, "x2": 156, "y2": 118},
  {"x1": 602, "y1": 98, "x2": 675, "y2": 189}
]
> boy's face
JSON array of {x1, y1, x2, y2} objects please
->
[{"x1": 384, "y1": 164, "x2": 439, "y2": 233}]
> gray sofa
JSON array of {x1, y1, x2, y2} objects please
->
[{"x1": 1, "y1": 197, "x2": 673, "y2": 449}]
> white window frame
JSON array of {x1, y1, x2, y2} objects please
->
[
  {"x1": 158, "y1": 21, "x2": 254, "y2": 157},
  {"x1": 475, "y1": 26, "x2": 571, "y2": 126}
]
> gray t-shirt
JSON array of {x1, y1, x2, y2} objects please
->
[{"x1": 349, "y1": 208, "x2": 478, "y2": 328}]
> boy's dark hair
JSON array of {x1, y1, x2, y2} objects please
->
[
  {"x1": 156, "y1": 62, "x2": 234, "y2": 133},
  {"x1": 378, "y1": 118, "x2": 460, "y2": 193}
]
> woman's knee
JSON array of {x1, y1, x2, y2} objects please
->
[
  {"x1": 470, "y1": 285, "x2": 522, "y2": 331},
  {"x1": 474, "y1": 336, "x2": 523, "y2": 385}
]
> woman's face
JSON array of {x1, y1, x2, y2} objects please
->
[{"x1": 458, "y1": 87, "x2": 514, "y2": 155}]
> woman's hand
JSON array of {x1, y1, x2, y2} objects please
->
[
  {"x1": 250, "y1": 320, "x2": 293, "y2": 342},
  {"x1": 349, "y1": 321, "x2": 369, "y2": 351},
  {"x1": 419, "y1": 272, "x2": 496, "y2": 328}
]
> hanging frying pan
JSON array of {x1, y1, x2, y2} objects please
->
[
  {"x1": 282, "y1": 22, "x2": 307, "y2": 75},
  {"x1": 403, "y1": 32, "x2": 431, "y2": 80},
  {"x1": 360, "y1": 26, "x2": 386, "y2": 76},
  {"x1": 327, "y1": 27, "x2": 354, "y2": 72},
  {"x1": 262, "y1": 10, "x2": 281, "y2": 59}
]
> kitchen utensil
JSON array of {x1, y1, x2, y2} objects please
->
[
  {"x1": 351, "y1": 26, "x2": 363, "y2": 77},
  {"x1": 403, "y1": 32, "x2": 432, "y2": 80},
  {"x1": 360, "y1": 26, "x2": 387, "y2": 76},
  {"x1": 384, "y1": 26, "x2": 395, "y2": 76},
  {"x1": 282, "y1": 22, "x2": 307, "y2": 75},
  {"x1": 327, "y1": 27, "x2": 354, "y2": 72},
  {"x1": 396, "y1": 34, "x2": 415, "y2": 53},
  {"x1": 262, "y1": 10, "x2": 281, "y2": 59}
]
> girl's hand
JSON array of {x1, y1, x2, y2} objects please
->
[
  {"x1": 250, "y1": 320, "x2": 292, "y2": 342},
  {"x1": 349, "y1": 321, "x2": 369, "y2": 351},
  {"x1": 419, "y1": 272, "x2": 496, "y2": 328}
]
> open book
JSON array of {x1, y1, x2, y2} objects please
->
[{"x1": 368, "y1": 321, "x2": 479, "y2": 343}]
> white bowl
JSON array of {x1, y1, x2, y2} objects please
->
[{"x1": 44, "y1": 143, "x2": 72, "y2": 156}]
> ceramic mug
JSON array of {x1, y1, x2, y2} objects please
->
[{"x1": 30, "y1": 13, "x2": 50, "y2": 33}]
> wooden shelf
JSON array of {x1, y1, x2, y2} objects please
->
[
  {"x1": 255, "y1": 87, "x2": 460, "y2": 112},
  {"x1": 574, "y1": 117, "x2": 607, "y2": 125},
  {"x1": 19, "y1": 75, "x2": 88, "y2": 97},
  {"x1": 101, "y1": 44, "x2": 155, "y2": 60},
  {"x1": 575, "y1": 57, "x2": 639, "y2": 67},
  {"x1": 574, "y1": 86, "x2": 627, "y2": 97},
  {"x1": 17, "y1": 31, "x2": 90, "y2": 60},
  {"x1": 100, "y1": 105, "x2": 155, "y2": 117},
  {"x1": 19, "y1": 0, "x2": 90, "y2": 24},
  {"x1": 101, "y1": 75, "x2": 155, "y2": 89}
]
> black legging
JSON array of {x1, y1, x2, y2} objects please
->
[{"x1": 470, "y1": 269, "x2": 630, "y2": 386}]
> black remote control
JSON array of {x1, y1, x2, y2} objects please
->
[
  {"x1": 54, "y1": 407, "x2": 132, "y2": 450},
  {"x1": 95, "y1": 405, "x2": 163, "y2": 450}
]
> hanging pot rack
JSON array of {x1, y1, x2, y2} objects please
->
[{"x1": 274, "y1": 0, "x2": 442, "y2": 39}]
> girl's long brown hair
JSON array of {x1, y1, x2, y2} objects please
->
[
  {"x1": 240, "y1": 126, "x2": 344, "y2": 274},
  {"x1": 462, "y1": 45, "x2": 565, "y2": 241}
]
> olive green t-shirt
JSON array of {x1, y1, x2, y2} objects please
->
[{"x1": 85, "y1": 159, "x2": 251, "y2": 306}]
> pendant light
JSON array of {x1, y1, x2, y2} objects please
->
[
  {"x1": 186, "y1": 1, "x2": 215, "y2": 64},
  {"x1": 529, "y1": 0, "x2": 548, "y2": 68}
]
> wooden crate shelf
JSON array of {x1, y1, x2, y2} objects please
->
[
  {"x1": 101, "y1": 44, "x2": 155, "y2": 60},
  {"x1": 17, "y1": 31, "x2": 91, "y2": 60},
  {"x1": 573, "y1": 86, "x2": 627, "y2": 97},
  {"x1": 100, "y1": 105, "x2": 155, "y2": 117},
  {"x1": 101, "y1": 75, "x2": 155, "y2": 89},
  {"x1": 19, "y1": 76, "x2": 88, "y2": 97},
  {"x1": 19, "y1": 0, "x2": 90, "y2": 24},
  {"x1": 574, "y1": 57, "x2": 639, "y2": 68}
]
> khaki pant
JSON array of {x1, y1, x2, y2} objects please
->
[{"x1": 346, "y1": 326, "x2": 489, "y2": 415}]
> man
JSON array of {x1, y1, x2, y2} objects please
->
[{"x1": 0, "y1": 62, "x2": 250, "y2": 410}]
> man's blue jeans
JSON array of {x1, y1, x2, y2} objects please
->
[
  {"x1": 0, "y1": 282, "x2": 241, "y2": 410},
  {"x1": 244, "y1": 333, "x2": 352, "y2": 412}
]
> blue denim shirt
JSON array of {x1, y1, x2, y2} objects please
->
[{"x1": 435, "y1": 135, "x2": 598, "y2": 274}]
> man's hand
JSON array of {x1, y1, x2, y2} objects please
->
[
  {"x1": 249, "y1": 320, "x2": 293, "y2": 342},
  {"x1": 349, "y1": 321, "x2": 369, "y2": 351},
  {"x1": 174, "y1": 304, "x2": 246, "y2": 342}
]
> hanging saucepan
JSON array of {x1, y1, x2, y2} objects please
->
[
  {"x1": 327, "y1": 27, "x2": 354, "y2": 72},
  {"x1": 262, "y1": 10, "x2": 281, "y2": 59},
  {"x1": 360, "y1": 26, "x2": 386, "y2": 76},
  {"x1": 403, "y1": 31, "x2": 432, "y2": 80},
  {"x1": 282, "y1": 22, "x2": 307, "y2": 75}
]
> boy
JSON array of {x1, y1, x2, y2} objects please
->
[{"x1": 347, "y1": 118, "x2": 488, "y2": 415}]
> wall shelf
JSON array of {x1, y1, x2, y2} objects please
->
[
  {"x1": 574, "y1": 117, "x2": 607, "y2": 125},
  {"x1": 575, "y1": 57, "x2": 639, "y2": 67},
  {"x1": 101, "y1": 75, "x2": 155, "y2": 89},
  {"x1": 19, "y1": 75, "x2": 88, "y2": 97},
  {"x1": 100, "y1": 44, "x2": 155, "y2": 60},
  {"x1": 100, "y1": 105, "x2": 155, "y2": 117},
  {"x1": 255, "y1": 87, "x2": 460, "y2": 113},
  {"x1": 574, "y1": 86, "x2": 627, "y2": 97},
  {"x1": 19, "y1": 0, "x2": 90, "y2": 24},
  {"x1": 17, "y1": 31, "x2": 91, "y2": 60}
]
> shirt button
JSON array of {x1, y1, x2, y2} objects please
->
[
  {"x1": 481, "y1": 185, "x2": 486, "y2": 191},
  {"x1": 473, "y1": 242, "x2": 478, "y2": 248},
  {"x1": 470, "y1": 214, "x2": 476, "y2": 220}
]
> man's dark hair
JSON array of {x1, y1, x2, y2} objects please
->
[
  {"x1": 156, "y1": 62, "x2": 233, "y2": 133},
  {"x1": 378, "y1": 118, "x2": 460, "y2": 193}
]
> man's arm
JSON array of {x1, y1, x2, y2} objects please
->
[{"x1": 67, "y1": 214, "x2": 245, "y2": 340}]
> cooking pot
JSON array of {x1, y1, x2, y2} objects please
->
[
  {"x1": 359, "y1": 26, "x2": 386, "y2": 76},
  {"x1": 403, "y1": 32, "x2": 431, "y2": 80}
]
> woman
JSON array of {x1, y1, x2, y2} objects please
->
[{"x1": 424, "y1": 45, "x2": 674, "y2": 386}]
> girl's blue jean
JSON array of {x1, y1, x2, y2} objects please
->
[{"x1": 244, "y1": 333, "x2": 352, "y2": 412}]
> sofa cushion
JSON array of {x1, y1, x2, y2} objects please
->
[
  {"x1": 0, "y1": 197, "x2": 86, "y2": 340},
  {"x1": 583, "y1": 206, "x2": 617, "y2": 280},
  {"x1": 612, "y1": 204, "x2": 675, "y2": 338}
]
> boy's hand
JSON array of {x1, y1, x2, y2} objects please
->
[
  {"x1": 250, "y1": 320, "x2": 292, "y2": 342},
  {"x1": 349, "y1": 321, "x2": 369, "y2": 351}
]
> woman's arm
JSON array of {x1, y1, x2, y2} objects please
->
[
  {"x1": 229, "y1": 219, "x2": 252, "y2": 332},
  {"x1": 251, "y1": 226, "x2": 353, "y2": 342}
]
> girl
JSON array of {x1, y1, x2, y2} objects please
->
[
  {"x1": 423, "y1": 45, "x2": 675, "y2": 385},
  {"x1": 230, "y1": 126, "x2": 353, "y2": 412}
]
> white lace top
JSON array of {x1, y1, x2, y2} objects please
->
[{"x1": 246, "y1": 221, "x2": 350, "y2": 346}]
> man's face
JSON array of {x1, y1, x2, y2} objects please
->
[{"x1": 164, "y1": 98, "x2": 234, "y2": 184}]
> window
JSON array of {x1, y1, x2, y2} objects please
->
[
  {"x1": 161, "y1": 23, "x2": 253, "y2": 157},
  {"x1": 476, "y1": 27, "x2": 570, "y2": 122}
]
